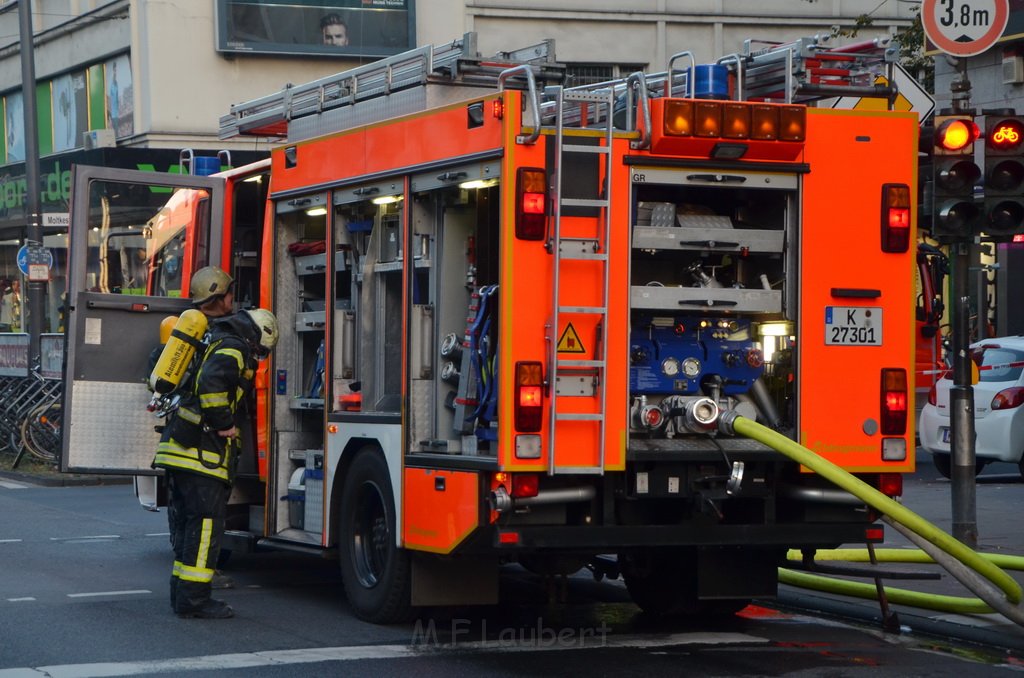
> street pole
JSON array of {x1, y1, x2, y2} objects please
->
[
  {"x1": 18, "y1": 0, "x2": 44, "y2": 363},
  {"x1": 950, "y1": 243, "x2": 978, "y2": 547},
  {"x1": 949, "y1": 59, "x2": 978, "y2": 548}
]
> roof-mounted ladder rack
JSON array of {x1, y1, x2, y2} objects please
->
[
  {"x1": 218, "y1": 32, "x2": 565, "y2": 140},
  {"x1": 734, "y1": 33, "x2": 899, "y2": 105}
]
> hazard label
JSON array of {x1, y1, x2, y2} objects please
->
[{"x1": 557, "y1": 323, "x2": 586, "y2": 354}]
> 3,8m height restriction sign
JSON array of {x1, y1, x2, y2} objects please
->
[{"x1": 922, "y1": 0, "x2": 1009, "y2": 57}]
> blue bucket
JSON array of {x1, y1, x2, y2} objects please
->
[{"x1": 692, "y1": 64, "x2": 729, "y2": 100}]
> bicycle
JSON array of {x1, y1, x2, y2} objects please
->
[{"x1": 20, "y1": 399, "x2": 61, "y2": 463}]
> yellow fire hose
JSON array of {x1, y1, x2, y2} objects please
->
[{"x1": 724, "y1": 413, "x2": 1024, "y2": 626}]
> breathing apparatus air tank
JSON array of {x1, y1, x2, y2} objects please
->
[{"x1": 148, "y1": 309, "x2": 208, "y2": 395}]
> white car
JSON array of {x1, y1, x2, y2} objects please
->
[{"x1": 918, "y1": 336, "x2": 1024, "y2": 478}]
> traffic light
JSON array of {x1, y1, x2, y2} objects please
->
[
  {"x1": 982, "y1": 114, "x2": 1024, "y2": 239},
  {"x1": 930, "y1": 115, "x2": 981, "y2": 240}
]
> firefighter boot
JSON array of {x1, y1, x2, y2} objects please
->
[{"x1": 177, "y1": 599, "x2": 234, "y2": 619}]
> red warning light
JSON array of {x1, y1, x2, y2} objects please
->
[{"x1": 936, "y1": 117, "x2": 979, "y2": 153}]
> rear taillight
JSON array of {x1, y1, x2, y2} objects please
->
[
  {"x1": 881, "y1": 184, "x2": 911, "y2": 253},
  {"x1": 928, "y1": 382, "x2": 937, "y2": 406},
  {"x1": 881, "y1": 368, "x2": 908, "y2": 435},
  {"x1": 877, "y1": 473, "x2": 903, "y2": 498},
  {"x1": 515, "y1": 168, "x2": 547, "y2": 240},
  {"x1": 992, "y1": 387, "x2": 1024, "y2": 410},
  {"x1": 511, "y1": 473, "x2": 539, "y2": 498},
  {"x1": 515, "y1": 361, "x2": 544, "y2": 431}
]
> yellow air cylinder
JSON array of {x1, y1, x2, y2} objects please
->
[
  {"x1": 158, "y1": 315, "x2": 177, "y2": 344},
  {"x1": 148, "y1": 309, "x2": 208, "y2": 394}
]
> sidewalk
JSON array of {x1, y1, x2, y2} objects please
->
[{"x1": 778, "y1": 456, "x2": 1024, "y2": 651}]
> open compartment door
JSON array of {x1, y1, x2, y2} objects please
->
[{"x1": 62, "y1": 166, "x2": 225, "y2": 474}]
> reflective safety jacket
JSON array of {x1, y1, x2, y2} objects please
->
[{"x1": 153, "y1": 318, "x2": 256, "y2": 484}]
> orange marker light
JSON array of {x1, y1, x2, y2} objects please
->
[
  {"x1": 695, "y1": 101, "x2": 722, "y2": 137},
  {"x1": 664, "y1": 100, "x2": 694, "y2": 136},
  {"x1": 722, "y1": 103, "x2": 750, "y2": 139}
]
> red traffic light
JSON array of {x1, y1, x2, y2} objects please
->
[
  {"x1": 935, "y1": 117, "x2": 979, "y2": 153},
  {"x1": 987, "y1": 117, "x2": 1024, "y2": 152}
]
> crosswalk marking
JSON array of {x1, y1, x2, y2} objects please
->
[
  {"x1": 67, "y1": 590, "x2": 151, "y2": 598},
  {"x1": 0, "y1": 480, "x2": 28, "y2": 489}
]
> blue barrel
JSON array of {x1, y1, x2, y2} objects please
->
[
  {"x1": 692, "y1": 64, "x2": 729, "y2": 100},
  {"x1": 193, "y1": 156, "x2": 221, "y2": 176}
]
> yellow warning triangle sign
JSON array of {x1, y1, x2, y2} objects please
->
[{"x1": 557, "y1": 323, "x2": 586, "y2": 354}]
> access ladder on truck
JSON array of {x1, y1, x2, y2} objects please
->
[{"x1": 546, "y1": 86, "x2": 615, "y2": 475}]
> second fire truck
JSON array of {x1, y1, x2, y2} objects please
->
[{"x1": 63, "y1": 33, "x2": 916, "y2": 622}]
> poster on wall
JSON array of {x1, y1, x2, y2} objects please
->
[
  {"x1": 104, "y1": 55, "x2": 134, "y2": 138},
  {"x1": 52, "y1": 73, "x2": 88, "y2": 153},
  {"x1": 4, "y1": 93, "x2": 24, "y2": 164},
  {"x1": 215, "y1": 0, "x2": 414, "y2": 58}
]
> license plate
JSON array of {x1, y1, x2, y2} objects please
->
[
  {"x1": 941, "y1": 427, "x2": 950, "y2": 443},
  {"x1": 825, "y1": 306, "x2": 882, "y2": 346}
]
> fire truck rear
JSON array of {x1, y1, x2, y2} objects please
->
[{"x1": 63, "y1": 34, "x2": 916, "y2": 623}]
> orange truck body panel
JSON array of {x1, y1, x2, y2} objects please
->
[
  {"x1": 799, "y1": 108, "x2": 917, "y2": 472},
  {"x1": 402, "y1": 468, "x2": 480, "y2": 553}
]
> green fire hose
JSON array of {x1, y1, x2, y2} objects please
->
[{"x1": 721, "y1": 412, "x2": 1024, "y2": 626}]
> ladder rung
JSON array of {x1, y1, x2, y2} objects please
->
[
  {"x1": 555, "y1": 413, "x2": 604, "y2": 421},
  {"x1": 559, "y1": 251, "x2": 607, "y2": 261},
  {"x1": 561, "y1": 198, "x2": 609, "y2": 209},
  {"x1": 557, "y1": 359, "x2": 606, "y2": 369},
  {"x1": 563, "y1": 91, "x2": 614, "y2": 104},
  {"x1": 563, "y1": 144, "x2": 611, "y2": 154},
  {"x1": 551, "y1": 465, "x2": 604, "y2": 475},
  {"x1": 558, "y1": 306, "x2": 607, "y2": 315}
]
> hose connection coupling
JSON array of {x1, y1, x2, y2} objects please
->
[
  {"x1": 490, "y1": 486, "x2": 513, "y2": 513},
  {"x1": 717, "y1": 409, "x2": 741, "y2": 436},
  {"x1": 682, "y1": 397, "x2": 719, "y2": 433}
]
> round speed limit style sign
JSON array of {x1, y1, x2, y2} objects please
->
[{"x1": 922, "y1": 0, "x2": 1009, "y2": 57}]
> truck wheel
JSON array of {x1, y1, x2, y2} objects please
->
[
  {"x1": 621, "y1": 550, "x2": 748, "y2": 618},
  {"x1": 338, "y1": 448, "x2": 413, "y2": 624}
]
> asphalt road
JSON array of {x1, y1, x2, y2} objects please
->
[{"x1": 0, "y1": 468, "x2": 1021, "y2": 676}]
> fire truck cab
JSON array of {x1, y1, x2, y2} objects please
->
[{"x1": 63, "y1": 33, "x2": 916, "y2": 623}]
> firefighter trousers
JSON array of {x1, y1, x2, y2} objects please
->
[{"x1": 166, "y1": 470, "x2": 229, "y2": 613}]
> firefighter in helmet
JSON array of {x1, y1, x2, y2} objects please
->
[
  {"x1": 190, "y1": 265, "x2": 235, "y2": 318},
  {"x1": 153, "y1": 307, "x2": 279, "y2": 619}
]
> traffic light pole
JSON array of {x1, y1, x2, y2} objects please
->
[
  {"x1": 950, "y1": 242, "x2": 978, "y2": 547},
  {"x1": 948, "y1": 61, "x2": 978, "y2": 548}
]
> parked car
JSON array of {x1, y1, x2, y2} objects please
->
[{"x1": 918, "y1": 336, "x2": 1024, "y2": 479}]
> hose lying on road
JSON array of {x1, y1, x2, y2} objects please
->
[
  {"x1": 721, "y1": 412, "x2": 1024, "y2": 626},
  {"x1": 782, "y1": 548, "x2": 1024, "y2": 616}
]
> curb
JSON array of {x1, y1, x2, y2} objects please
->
[{"x1": 0, "y1": 469, "x2": 133, "y2": 487}]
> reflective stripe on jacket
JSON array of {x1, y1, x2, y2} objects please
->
[{"x1": 153, "y1": 332, "x2": 253, "y2": 484}]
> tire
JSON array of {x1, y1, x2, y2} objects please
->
[
  {"x1": 932, "y1": 454, "x2": 985, "y2": 479},
  {"x1": 621, "y1": 549, "x2": 748, "y2": 618},
  {"x1": 338, "y1": 448, "x2": 413, "y2": 624}
]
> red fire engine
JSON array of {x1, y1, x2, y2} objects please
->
[{"x1": 62, "y1": 33, "x2": 916, "y2": 622}]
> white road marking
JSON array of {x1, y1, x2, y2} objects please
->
[
  {"x1": 6, "y1": 597, "x2": 35, "y2": 602},
  {"x1": 0, "y1": 633, "x2": 768, "y2": 677},
  {"x1": 0, "y1": 539, "x2": 22, "y2": 543},
  {"x1": 0, "y1": 480, "x2": 28, "y2": 489},
  {"x1": 49, "y1": 535, "x2": 121, "y2": 541},
  {"x1": 145, "y1": 532, "x2": 170, "y2": 537},
  {"x1": 67, "y1": 590, "x2": 151, "y2": 598}
]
